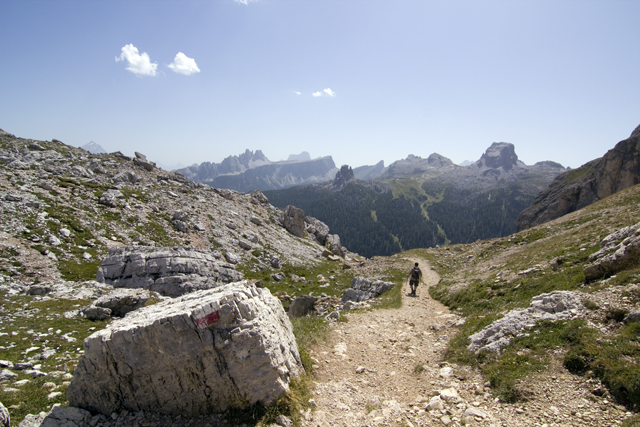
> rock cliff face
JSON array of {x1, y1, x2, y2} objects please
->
[
  {"x1": 353, "y1": 160, "x2": 386, "y2": 180},
  {"x1": 518, "y1": 124, "x2": 640, "y2": 230}
]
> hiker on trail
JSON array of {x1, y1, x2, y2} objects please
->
[{"x1": 407, "y1": 262, "x2": 422, "y2": 296}]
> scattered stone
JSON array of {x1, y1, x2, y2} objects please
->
[
  {"x1": 275, "y1": 414, "x2": 293, "y2": 427},
  {"x1": 93, "y1": 288, "x2": 150, "y2": 317},
  {"x1": 289, "y1": 295, "x2": 318, "y2": 318},
  {"x1": 0, "y1": 401, "x2": 9, "y2": 427},
  {"x1": 584, "y1": 222, "x2": 640, "y2": 281},
  {"x1": 341, "y1": 277, "x2": 395, "y2": 303},
  {"x1": 325, "y1": 311, "x2": 340, "y2": 321},
  {"x1": 439, "y1": 387, "x2": 461, "y2": 403},
  {"x1": 468, "y1": 291, "x2": 584, "y2": 353},
  {"x1": 82, "y1": 305, "x2": 112, "y2": 321}
]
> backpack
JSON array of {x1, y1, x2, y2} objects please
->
[{"x1": 411, "y1": 267, "x2": 421, "y2": 280}]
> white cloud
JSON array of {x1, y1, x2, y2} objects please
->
[
  {"x1": 312, "y1": 88, "x2": 337, "y2": 98},
  {"x1": 168, "y1": 52, "x2": 201, "y2": 75},
  {"x1": 234, "y1": 0, "x2": 257, "y2": 4},
  {"x1": 323, "y1": 88, "x2": 336, "y2": 97},
  {"x1": 115, "y1": 44, "x2": 157, "y2": 77},
  {"x1": 295, "y1": 91, "x2": 302, "y2": 95}
]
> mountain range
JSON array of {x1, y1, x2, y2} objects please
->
[
  {"x1": 176, "y1": 150, "x2": 338, "y2": 192},
  {"x1": 265, "y1": 142, "x2": 567, "y2": 257}
]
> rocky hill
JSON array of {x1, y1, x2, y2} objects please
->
[
  {"x1": 518, "y1": 123, "x2": 640, "y2": 230},
  {"x1": 176, "y1": 150, "x2": 338, "y2": 192},
  {"x1": 0, "y1": 130, "x2": 356, "y2": 288}
]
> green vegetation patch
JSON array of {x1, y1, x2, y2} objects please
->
[{"x1": 0, "y1": 290, "x2": 111, "y2": 423}]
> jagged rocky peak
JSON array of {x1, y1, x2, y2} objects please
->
[
  {"x1": 288, "y1": 151, "x2": 311, "y2": 161},
  {"x1": 426, "y1": 153, "x2": 455, "y2": 168},
  {"x1": 475, "y1": 142, "x2": 521, "y2": 170},
  {"x1": 238, "y1": 149, "x2": 268, "y2": 165},
  {"x1": 81, "y1": 141, "x2": 106, "y2": 154},
  {"x1": 631, "y1": 123, "x2": 640, "y2": 139},
  {"x1": 333, "y1": 165, "x2": 355, "y2": 188}
]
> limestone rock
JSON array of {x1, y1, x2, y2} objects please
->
[
  {"x1": 624, "y1": 307, "x2": 640, "y2": 324},
  {"x1": 67, "y1": 281, "x2": 303, "y2": 417},
  {"x1": 96, "y1": 246, "x2": 243, "y2": 297},
  {"x1": 341, "y1": 277, "x2": 395, "y2": 303},
  {"x1": 288, "y1": 295, "x2": 318, "y2": 318},
  {"x1": 281, "y1": 205, "x2": 305, "y2": 238},
  {"x1": 304, "y1": 216, "x2": 330, "y2": 245},
  {"x1": 93, "y1": 288, "x2": 150, "y2": 317},
  {"x1": 468, "y1": 291, "x2": 584, "y2": 353},
  {"x1": 583, "y1": 222, "x2": 640, "y2": 281},
  {"x1": 0, "y1": 401, "x2": 9, "y2": 427},
  {"x1": 325, "y1": 234, "x2": 344, "y2": 257},
  {"x1": 82, "y1": 305, "x2": 111, "y2": 321}
]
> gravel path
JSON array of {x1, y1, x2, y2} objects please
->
[{"x1": 300, "y1": 258, "x2": 633, "y2": 427}]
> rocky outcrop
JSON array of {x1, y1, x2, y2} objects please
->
[
  {"x1": 304, "y1": 216, "x2": 330, "y2": 245},
  {"x1": 474, "y1": 142, "x2": 522, "y2": 171},
  {"x1": 96, "y1": 246, "x2": 243, "y2": 297},
  {"x1": 467, "y1": 291, "x2": 584, "y2": 353},
  {"x1": 0, "y1": 402, "x2": 9, "y2": 427},
  {"x1": 583, "y1": 222, "x2": 640, "y2": 281},
  {"x1": 67, "y1": 281, "x2": 303, "y2": 416},
  {"x1": 92, "y1": 288, "x2": 150, "y2": 317},
  {"x1": 519, "y1": 124, "x2": 640, "y2": 230},
  {"x1": 341, "y1": 277, "x2": 395, "y2": 303},
  {"x1": 281, "y1": 205, "x2": 306, "y2": 238},
  {"x1": 332, "y1": 165, "x2": 354, "y2": 190},
  {"x1": 288, "y1": 295, "x2": 318, "y2": 318}
]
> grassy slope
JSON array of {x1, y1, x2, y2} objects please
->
[{"x1": 406, "y1": 183, "x2": 640, "y2": 416}]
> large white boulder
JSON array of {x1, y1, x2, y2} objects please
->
[{"x1": 67, "y1": 281, "x2": 303, "y2": 416}]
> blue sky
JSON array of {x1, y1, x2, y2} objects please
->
[{"x1": 1, "y1": 0, "x2": 639, "y2": 170}]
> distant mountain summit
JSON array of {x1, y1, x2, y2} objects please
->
[
  {"x1": 353, "y1": 160, "x2": 386, "y2": 180},
  {"x1": 382, "y1": 153, "x2": 458, "y2": 179},
  {"x1": 81, "y1": 141, "x2": 106, "y2": 154},
  {"x1": 518, "y1": 123, "x2": 640, "y2": 230},
  {"x1": 176, "y1": 150, "x2": 338, "y2": 192},
  {"x1": 177, "y1": 149, "x2": 270, "y2": 184},
  {"x1": 287, "y1": 152, "x2": 311, "y2": 161},
  {"x1": 474, "y1": 142, "x2": 523, "y2": 170}
]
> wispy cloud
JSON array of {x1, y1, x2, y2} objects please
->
[
  {"x1": 295, "y1": 91, "x2": 302, "y2": 95},
  {"x1": 168, "y1": 52, "x2": 201, "y2": 75},
  {"x1": 234, "y1": 0, "x2": 257, "y2": 4},
  {"x1": 115, "y1": 44, "x2": 157, "y2": 77},
  {"x1": 312, "y1": 88, "x2": 337, "y2": 97}
]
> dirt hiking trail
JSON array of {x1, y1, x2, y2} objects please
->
[{"x1": 300, "y1": 258, "x2": 631, "y2": 427}]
